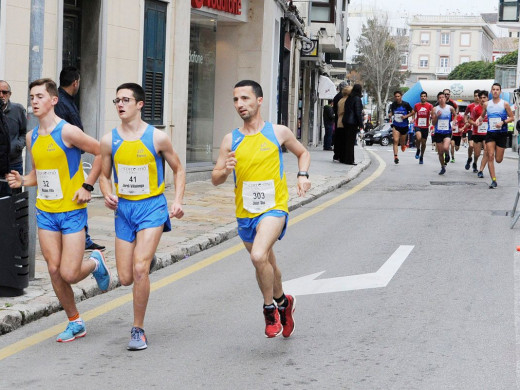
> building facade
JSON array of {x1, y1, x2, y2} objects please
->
[
  {"x1": 0, "y1": 0, "x2": 322, "y2": 183},
  {"x1": 407, "y1": 15, "x2": 496, "y2": 84}
]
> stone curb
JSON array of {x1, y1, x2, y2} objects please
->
[{"x1": 0, "y1": 149, "x2": 371, "y2": 335}]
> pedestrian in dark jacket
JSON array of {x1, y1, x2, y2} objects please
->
[
  {"x1": 323, "y1": 100, "x2": 335, "y2": 150},
  {"x1": 341, "y1": 84, "x2": 363, "y2": 165}
]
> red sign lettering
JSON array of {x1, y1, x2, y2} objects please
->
[{"x1": 191, "y1": 0, "x2": 241, "y2": 15}]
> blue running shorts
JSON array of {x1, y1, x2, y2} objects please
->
[
  {"x1": 237, "y1": 209, "x2": 289, "y2": 243},
  {"x1": 115, "y1": 194, "x2": 171, "y2": 242},
  {"x1": 36, "y1": 208, "x2": 88, "y2": 234}
]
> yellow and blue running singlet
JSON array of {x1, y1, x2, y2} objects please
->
[
  {"x1": 111, "y1": 125, "x2": 165, "y2": 200},
  {"x1": 31, "y1": 119, "x2": 85, "y2": 212},
  {"x1": 232, "y1": 122, "x2": 289, "y2": 219}
]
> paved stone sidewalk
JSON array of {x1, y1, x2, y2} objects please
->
[{"x1": 0, "y1": 147, "x2": 371, "y2": 334}]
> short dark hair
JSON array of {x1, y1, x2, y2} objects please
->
[
  {"x1": 393, "y1": 90, "x2": 402, "y2": 96},
  {"x1": 351, "y1": 84, "x2": 362, "y2": 97},
  {"x1": 29, "y1": 78, "x2": 58, "y2": 97},
  {"x1": 479, "y1": 90, "x2": 488, "y2": 98},
  {"x1": 59, "y1": 66, "x2": 80, "y2": 87},
  {"x1": 234, "y1": 80, "x2": 263, "y2": 98},
  {"x1": 420, "y1": 91, "x2": 427, "y2": 96},
  {"x1": 116, "y1": 82, "x2": 145, "y2": 103},
  {"x1": 437, "y1": 91, "x2": 446, "y2": 99},
  {"x1": 492, "y1": 82, "x2": 502, "y2": 90},
  {"x1": 474, "y1": 89, "x2": 480, "y2": 95}
]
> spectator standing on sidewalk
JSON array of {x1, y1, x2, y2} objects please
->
[
  {"x1": 322, "y1": 100, "x2": 334, "y2": 151},
  {"x1": 0, "y1": 80, "x2": 26, "y2": 196},
  {"x1": 54, "y1": 66, "x2": 105, "y2": 252}
]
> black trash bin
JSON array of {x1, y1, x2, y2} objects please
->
[{"x1": 0, "y1": 191, "x2": 29, "y2": 296}]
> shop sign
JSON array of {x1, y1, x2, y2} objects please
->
[
  {"x1": 301, "y1": 39, "x2": 319, "y2": 61},
  {"x1": 191, "y1": 0, "x2": 242, "y2": 15}
]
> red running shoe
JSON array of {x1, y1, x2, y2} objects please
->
[
  {"x1": 279, "y1": 295, "x2": 296, "y2": 338},
  {"x1": 263, "y1": 306, "x2": 282, "y2": 338}
]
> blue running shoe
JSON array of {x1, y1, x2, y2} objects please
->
[
  {"x1": 439, "y1": 166, "x2": 446, "y2": 175},
  {"x1": 477, "y1": 171, "x2": 484, "y2": 179},
  {"x1": 128, "y1": 327, "x2": 148, "y2": 350},
  {"x1": 56, "y1": 320, "x2": 86, "y2": 342},
  {"x1": 91, "y1": 250, "x2": 111, "y2": 292},
  {"x1": 419, "y1": 157, "x2": 423, "y2": 164},
  {"x1": 415, "y1": 152, "x2": 420, "y2": 159}
]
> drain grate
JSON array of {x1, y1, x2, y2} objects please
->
[{"x1": 430, "y1": 181, "x2": 479, "y2": 186}]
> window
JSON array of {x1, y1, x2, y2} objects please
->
[
  {"x1": 420, "y1": 32, "x2": 430, "y2": 45},
  {"x1": 142, "y1": 0, "x2": 167, "y2": 125},
  {"x1": 441, "y1": 32, "x2": 450, "y2": 45},
  {"x1": 460, "y1": 33, "x2": 471, "y2": 46},
  {"x1": 439, "y1": 57, "x2": 449, "y2": 68},
  {"x1": 460, "y1": 56, "x2": 470, "y2": 64},
  {"x1": 419, "y1": 56, "x2": 429, "y2": 68},
  {"x1": 400, "y1": 54, "x2": 408, "y2": 66},
  {"x1": 311, "y1": 0, "x2": 335, "y2": 23}
]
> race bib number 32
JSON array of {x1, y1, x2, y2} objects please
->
[
  {"x1": 37, "y1": 169, "x2": 63, "y2": 200},
  {"x1": 118, "y1": 164, "x2": 150, "y2": 195},
  {"x1": 242, "y1": 180, "x2": 276, "y2": 214}
]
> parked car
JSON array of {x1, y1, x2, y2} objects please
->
[{"x1": 364, "y1": 123, "x2": 393, "y2": 146}]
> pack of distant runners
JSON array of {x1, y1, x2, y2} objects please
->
[{"x1": 388, "y1": 83, "x2": 514, "y2": 189}]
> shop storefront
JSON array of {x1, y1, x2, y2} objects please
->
[{"x1": 187, "y1": 12, "x2": 217, "y2": 163}]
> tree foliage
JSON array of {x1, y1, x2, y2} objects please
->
[
  {"x1": 496, "y1": 50, "x2": 518, "y2": 65},
  {"x1": 354, "y1": 16, "x2": 408, "y2": 123},
  {"x1": 447, "y1": 61, "x2": 495, "y2": 80}
]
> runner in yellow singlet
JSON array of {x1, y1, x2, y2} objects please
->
[
  {"x1": 212, "y1": 80, "x2": 311, "y2": 338},
  {"x1": 6, "y1": 78, "x2": 110, "y2": 343},
  {"x1": 99, "y1": 82, "x2": 185, "y2": 350}
]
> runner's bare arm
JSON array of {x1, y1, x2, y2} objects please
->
[
  {"x1": 212, "y1": 133, "x2": 234, "y2": 186},
  {"x1": 155, "y1": 131, "x2": 185, "y2": 219},
  {"x1": 274, "y1": 124, "x2": 311, "y2": 197},
  {"x1": 98, "y1": 132, "x2": 118, "y2": 210}
]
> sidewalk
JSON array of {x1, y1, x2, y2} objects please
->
[{"x1": 0, "y1": 147, "x2": 371, "y2": 334}]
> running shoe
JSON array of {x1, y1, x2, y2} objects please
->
[
  {"x1": 91, "y1": 250, "x2": 111, "y2": 292},
  {"x1": 85, "y1": 242, "x2": 106, "y2": 252},
  {"x1": 56, "y1": 320, "x2": 86, "y2": 343},
  {"x1": 472, "y1": 162, "x2": 478, "y2": 173},
  {"x1": 263, "y1": 305, "x2": 283, "y2": 338},
  {"x1": 489, "y1": 180, "x2": 497, "y2": 189},
  {"x1": 450, "y1": 158, "x2": 455, "y2": 163},
  {"x1": 401, "y1": 145, "x2": 407, "y2": 152},
  {"x1": 477, "y1": 171, "x2": 484, "y2": 178},
  {"x1": 465, "y1": 158, "x2": 471, "y2": 170},
  {"x1": 419, "y1": 157, "x2": 424, "y2": 164},
  {"x1": 127, "y1": 326, "x2": 148, "y2": 350},
  {"x1": 278, "y1": 295, "x2": 296, "y2": 338},
  {"x1": 444, "y1": 153, "x2": 450, "y2": 164},
  {"x1": 415, "y1": 152, "x2": 420, "y2": 159},
  {"x1": 394, "y1": 157, "x2": 399, "y2": 164},
  {"x1": 439, "y1": 166, "x2": 446, "y2": 175}
]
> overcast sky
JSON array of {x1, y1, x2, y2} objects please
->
[{"x1": 349, "y1": 0, "x2": 498, "y2": 17}]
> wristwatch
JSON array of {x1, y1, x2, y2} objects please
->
[
  {"x1": 82, "y1": 183, "x2": 95, "y2": 192},
  {"x1": 297, "y1": 171, "x2": 309, "y2": 178}
]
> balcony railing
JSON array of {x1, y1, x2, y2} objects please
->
[{"x1": 436, "y1": 66, "x2": 452, "y2": 75}]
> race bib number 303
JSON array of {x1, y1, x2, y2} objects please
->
[
  {"x1": 36, "y1": 169, "x2": 63, "y2": 200},
  {"x1": 118, "y1": 164, "x2": 150, "y2": 195},
  {"x1": 242, "y1": 180, "x2": 276, "y2": 214}
]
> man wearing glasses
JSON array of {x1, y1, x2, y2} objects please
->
[
  {"x1": 0, "y1": 80, "x2": 27, "y2": 196},
  {"x1": 99, "y1": 83, "x2": 185, "y2": 350}
]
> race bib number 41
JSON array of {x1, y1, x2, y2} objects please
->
[
  {"x1": 37, "y1": 169, "x2": 63, "y2": 200},
  {"x1": 118, "y1": 164, "x2": 150, "y2": 195},
  {"x1": 242, "y1": 180, "x2": 276, "y2": 214}
]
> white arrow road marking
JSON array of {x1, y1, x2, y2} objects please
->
[{"x1": 282, "y1": 245, "x2": 414, "y2": 296}]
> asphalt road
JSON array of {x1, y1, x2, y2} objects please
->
[{"x1": 0, "y1": 145, "x2": 518, "y2": 390}]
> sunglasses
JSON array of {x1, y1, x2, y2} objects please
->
[{"x1": 0, "y1": 90, "x2": 11, "y2": 95}]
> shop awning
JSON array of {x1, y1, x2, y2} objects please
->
[{"x1": 318, "y1": 75, "x2": 336, "y2": 99}]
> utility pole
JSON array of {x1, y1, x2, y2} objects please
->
[{"x1": 26, "y1": 0, "x2": 45, "y2": 279}]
